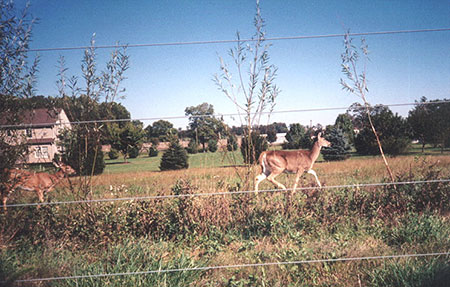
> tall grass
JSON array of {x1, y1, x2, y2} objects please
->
[{"x1": 1, "y1": 155, "x2": 449, "y2": 286}]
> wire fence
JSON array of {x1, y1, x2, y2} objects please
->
[
  {"x1": 27, "y1": 27, "x2": 450, "y2": 52},
  {"x1": 9, "y1": 252, "x2": 450, "y2": 283},
  {"x1": 1, "y1": 99, "x2": 449, "y2": 129},
  {"x1": 2, "y1": 26, "x2": 450, "y2": 285},
  {"x1": 3, "y1": 179, "x2": 449, "y2": 209}
]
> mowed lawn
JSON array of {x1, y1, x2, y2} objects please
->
[
  {"x1": 104, "y1": 143, "x2": 449, "y2": 174},
  {"x1": 104, "y1": 150, "x2": 245, "y2": 174}
]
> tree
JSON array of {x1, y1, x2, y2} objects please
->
[
  {"x1": 322, "y1": 127, "x2": 352, "y2": 161},
  {"x1": 227, "y1": 134, "x2": 238, "y2": 151},
  {"x1": 282, "y1": 123, "x2": 312, "y2": 150},
  {"x1": 213, "y1": 0, "x2": 279, "y2": 186},
  {"x1": 1, "y1": 1, "x2": 39, "y2": 193},
  {"x1": 266, "y1": 125, "x2": 277, "y2": 143},
  {"x1": 208, "y1": 139, "x2": 218, "y2": 153},
  {"x1": 353, "y1": 106, "x2": 410, "y2": 156},
  {"x1": 160, "y1": 138, "x2": 189, "y2": 171},
  {"x1": 408, "y1": 97, "x2": 430, "y2": 152},
  {"x1": 334, "y1": 113, "x2": 355, "y2": 145},
  {"x1": 241, "y1": 132, "x2": 268, "y2": 164},
  {"x1": 186, "y1": 139, "x2": 199, "y2": 154},
  {"x1": 341, "y1": 32, "x2": 395, "y2": 182},
  {"x1": 112, "y1": 121, "x2": 145, "y2": 162},
  {"x1": 408, "y1": 98, "x2": 450, "y2": 152},
  {"x1": 145, "y1": 120, "x2": 178, "y2": 142},
  {"x1": 58, "y1": 128, "x2": 105, "y2": 175},
  {"x1": 56, "y1": 36, "x2": 130, "y2": 178},
  {"x1": 185, "y1": 103, "x2": 225, "y2": 151}
]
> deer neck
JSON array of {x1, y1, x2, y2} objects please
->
[{"x1": 308, "y1": 141, "x2": 322, "y2": 164}]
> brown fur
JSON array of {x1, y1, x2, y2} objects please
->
[
  {"x1": 2, "y1": 163, "x2": 75, "y2": 210},
  {"x1": 255, "y1": 133, "x2": 331, "y2": 192}
]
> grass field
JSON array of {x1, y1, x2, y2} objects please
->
[{"x1": 1, "y1": 145, "x2": 450, "y2": 286}]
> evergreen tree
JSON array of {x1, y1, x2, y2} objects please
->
[
  {"x1": 227, "y1": 134, "x2": 238, "y2": 151},
  {"x1": 160, "y1": 139, "x2": 189, "y2": 171},
  {"x1": 322, "y1": 128, "x2": 351, "y2": 161},
  {"x1": 266, "y1": 125, "x2": 277, "y2": 143},
  {"x1": 148, "y1": 147, "x2": 158, "y2": 157}
]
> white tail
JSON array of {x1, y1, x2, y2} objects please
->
[
  {"x1": 2, "y1": 162, "x2": 75, "y2": 211},
  {"x1": 255, "y1": 132, "x2": 331, "y2": 192}
]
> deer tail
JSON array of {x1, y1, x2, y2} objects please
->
[{"x1": 259, "y1": 152, "x2": 267, "y2": 174}]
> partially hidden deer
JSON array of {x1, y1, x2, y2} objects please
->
[
  {"x1": 2, "y1": 162, "x2": 75, "y2": 210},
  {"x1": 255, "y1": 132, "x2": 331, "y2": 192}
]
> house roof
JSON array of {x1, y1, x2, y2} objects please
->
[{"x1": 1, "y1": 108, "x2": 65, "y2": 127}]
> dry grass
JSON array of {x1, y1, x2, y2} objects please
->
[{"x1": 84, "y1": 155, "x2": 450, "y2": 199}]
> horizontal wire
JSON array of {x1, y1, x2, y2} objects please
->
[
  {"x1": 12, "y1": 252, "x2": 450, "y2": 283},
  {"x1": 4, "y1": 179, "x2": 449, "y2": 209},
  {"x1": 1, "y1": 100, "x2": 449, "y2": 129},
  {"x1": 27, "y1": 28, "x2": 450, "y2": 52}
]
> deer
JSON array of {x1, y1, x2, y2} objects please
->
[
  {"x1": 2, "y1": 162, "x2": 75, "y2": 211},
  {"x1": 254, "y1": 132, "x2": 331, "y2": 192}
]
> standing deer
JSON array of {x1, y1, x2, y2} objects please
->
[
  {"x1": 255, "y1": 132, "x2": 331, "y2": 192},
  {"x1": 2, "y1": 162, "x2": 75, "y2": 210}
]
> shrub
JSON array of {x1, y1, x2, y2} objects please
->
[
  {"x1": 59, "y1": 129, "x2": 105, "y2": 175},
  {"x1": 187, "y1": 140, "x2": 198, "y2": 154},
  {"x1": 148, "y1": 147, "x2": 158, "y2": 157},
  {"x1": 128, "y1": 146, "x2": 140, "y2": 158},
  {"x1": 240, "y1": 132, "x2": 268, "y2": 164},
  {"x1": 227, "y1": 134, "x2": 238, "y2": 151},
  {"x1": 160, "y1": 140, "x2": 189, "y2": 171},
  {"x1": 108, "y1": 148, "x2": 119, "y2": 160},
  {"x1": 208, "y1": 139, "x2": 218, "y2": 152}
]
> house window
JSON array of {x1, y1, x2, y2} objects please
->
[
  {"x1": 35, "y1": 146, "x2": 49, "y2": 159},
  {"x1": 26, "y1": 128, "x2": 32, "y2": 137}
]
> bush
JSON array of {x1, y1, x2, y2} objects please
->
[
  {"x1": 227, "y1": 134, "x2": 238, "y2": 151},
  {"x1": 240, "y1": 132, "x2": 268, "y2": 164},
  {"x1": 108, "y1": 148, "x2": 120, "y2": 160},
  {"x1": 128, "y1": 146, "x2": 140, "y2": 158},
  {"x1": 187, "y1": 140, "x2": 198, "y2": 154},
  {"x1": 59, "y1": 129, "x2": 105, "y2": 175},
  {"x1": 148, "y1": 147, "x2": 158, "y2": 157},
  {"x1": 160, "y1": 140, "x2": 189, "y2": 171},
  {"x1": 322, "y1": 127, "x2": 351, "y2": 161},
  {"x1": 208, "y1": 139, "x2": 218, "y2": 152}
]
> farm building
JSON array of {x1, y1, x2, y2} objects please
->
[{"x1": 1, "y1": 108, "x2": 72, "y2": 164}]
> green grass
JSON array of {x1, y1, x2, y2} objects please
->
[
  {"x1": 104, "y1": 150, "x2": 244, "y2": 174},
  {"x1": 103, "y1": 144, "x2": 449, "y2": 175}
]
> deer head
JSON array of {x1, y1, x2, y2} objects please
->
[{"x1": 317, "y1": 132, "x2": 331, "y2": 148}]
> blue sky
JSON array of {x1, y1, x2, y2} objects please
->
[{"x1": 17, "y1": 0, "x2": 450, "y2": 128}]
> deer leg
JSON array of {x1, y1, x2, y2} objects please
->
[
  {"x1": 307, "y1": 169, "x2": 322, "y2": 187},
  {"x1": 292, "y1": 172, "x2": 303, "y2": 193},
  {"x1": 2, "y1": 196, "x2": 7, "y2": 212},
  {"x1": 254, "y1": 173, "x2": 267, "y2": 191},
  {"x1": 267, "y1": 173, "x2": 287, "y2": 190}
]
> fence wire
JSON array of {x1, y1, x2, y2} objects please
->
[
  {"x1": 1, "y1": 100, "x2": 450, "y2": 129},
  {"x1": 3, "y1": 179, "x2": 449, "y2": 209},
  {"x1": 27, "y1": 27, "x2": 450, "y2": 52},
  {"x1": 9, "y1": 252, "x2": 450, "y2": 283}
]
